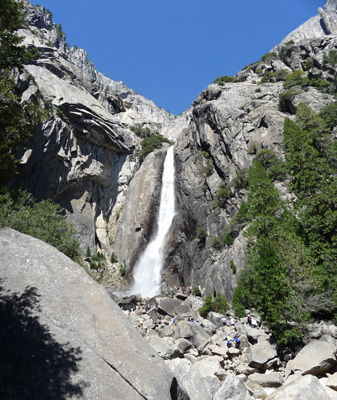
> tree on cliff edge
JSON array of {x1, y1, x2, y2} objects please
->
[{"x1": 0, "y1": 0, "x2": 43, "y2": 188}]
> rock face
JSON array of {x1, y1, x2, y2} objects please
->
[
  {"x1": 0, "y1": 228, "x2": 188, "y2": 400},
  {"x1": 277, "y1": 0, "x2": 337, "y2": 47},
  {"x1": 16, "y1": 1, "x2": 173, "y2": 258},
  {"x1": 14, "y1": 2, "x2": 337, "y2": 300},
  {"x1": 162, "y1": 33, "x2": 337, "y2": 298}
]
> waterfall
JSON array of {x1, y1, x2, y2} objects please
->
[{"x1": 130, "y1": 146, "x2": 176, "y2": 298}]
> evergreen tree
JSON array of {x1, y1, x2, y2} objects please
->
[{"x1": 0, "y1": 0, "x2": 43, "y2": 188}]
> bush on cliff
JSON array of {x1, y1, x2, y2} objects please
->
[
  {"x1": 0, "y1": 189, "x2": 82, "y2": 263},
  {"x1": 138, "y1": 134, "x2": 171, "y2": 163}
]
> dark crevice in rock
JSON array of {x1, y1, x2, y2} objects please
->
[
  {"x1": 102, "y1": 358, "x2": 148, "y2": 400},
  {"x1": 320, "y1": 18, "x2": 331, "y2": 35}
]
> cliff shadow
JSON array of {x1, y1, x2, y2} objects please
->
[{"x1": 0, "y1": 281, "x2": 86, "y2": 399}]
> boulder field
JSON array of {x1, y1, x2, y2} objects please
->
[{"x1": 120, "y1": 289, "x2": 337, "y2": 399}]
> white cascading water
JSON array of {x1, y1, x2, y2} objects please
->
[{"x1": 130, "y1": 146, "x2": 176, "y2": 298}]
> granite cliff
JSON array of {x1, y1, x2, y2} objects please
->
[{"x1": 13, "y1": 1, "x2": 337, "y2": 300}]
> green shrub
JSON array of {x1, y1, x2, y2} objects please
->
[
  {"x1": 261, "y1": 52, "x2": 278, "y2": 63},
  {"x1": 278, "y1": 87, "x2": 303, "y2": 112},
  {"x1": 130, "y1": 125, "x2": 154, "y2": 138},
  {"x1": 214, "y1": 293, "x2": 230, "y2": 313},
  {"x1": 139, "y1": 134, "x2": 171, "y2": 163},
  {"x1": 230, "y1": 260, "x2": 237, "y2": 274},
  {"x1": 199, "y1": 294, "x2": 214, "y2": 318},
  {"x1": 303, "y1": 57, "x2": 315, "y2": 70},
  {"x1": 192, "y1": 286, "x2": 202, "y2": 296},
  {"x1": 319, "y1": 102, "x2": 337, "y2": 130},
  {"x1": 195, "y1": 227, "x2": 207, "y2": 240},
  {"x1": 230, "y1": 168, "x2": 248, "y2": 190},
  {"x1": 255, "y1": 87, "x2": 261, "y2": 93},
  {"x1": 89, "y1": 261, "x2": 98, "y2": 270},
  {"x1": 283, "y1": 70, "x2": 308, "y2": 90},
  {"x1": 0, "y1": 189, "x2": 81, "y2": 263},
  {"x1": 212, "y1": 235, "x2": 222, "y2": 249},
  {"x1": 92, "y1": 252, "x2": 105, "y2": 261},
  {"x1": 110, "y1": 252, "x2": 118, "y2": 263},
  {"x1": 198, "y1": 151, "x2": 214, "y2": 176},
  {"x1": 199, "y1": 293, "x2": 229, "y2": 317},
  {"x1": 214, "y1": 184, "x2": 233, "y2": 208},
  {"x1": 323, "y1": 50, "x2": 337, "y2": 66},
  {"x1": 119, "y1": 266, "x2": 126, "y2": 277},
  {"x1": 224, "y1": 233, "x2": 234, "y2": 246},
  {"x1": 279, "y1": 40, "x2": 295, "y2": 58},
  {"x1": 86, "y1": 246, "x2": 91, "y2": 257},
  {"x1": 213, "y1": 75, "x2": 237, "y2": 85}
]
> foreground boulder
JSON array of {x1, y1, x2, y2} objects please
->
[
  {"x1": 266, "y1": 375, "x2": 330, "y2": 400},
  {"x1": 0, "y1": 228, "x2": 189, "y2": 400},
  {"x1": 285, "y1": 338, "x2": 337, "y2": 378}
]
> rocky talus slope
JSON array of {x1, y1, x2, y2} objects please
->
[{"x1": 122, "y1": 289, "x2": 337, "y2": 400}]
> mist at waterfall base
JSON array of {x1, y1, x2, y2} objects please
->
[{"x1": 130, "y1": 147, "x2": 176, "y2": 298}]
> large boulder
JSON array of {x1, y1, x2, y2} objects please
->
[
  {"x1": 214, "y1": 374, "x2": 251, "y2": 400},
  {"x1": 248, "y1": 372, "x2": 284, "y2": 388},
  {"x1": 266, "y1": 375, "x2": 330, "y2": 400},
  {"x1": 0, "y1": 228, "x2": 188, "y2": 400},
  {"x1": 246, "y1": 337, "x2": 278, "y2": 370},
  {"x1": 285, "y1": 339, "x2": 337, "y2": 378},
  {"x1": 166, "y1": 358, "x2": 213, "y2": 400},
  {"x1": 157, "y1": 297, "x2": 185, "y2": 316},
  {"x1": 174, "y1": 321, "x2": 210, "y2": 347},
  {"x1": 147, "y1": 336, "x2": 183, "y2": 360}
]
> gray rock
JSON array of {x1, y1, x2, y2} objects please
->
[
  {"x1": 266, "y1": 375, "x2": 330, "y2": 400},
  {"x1": 0, "y1": 228, "x2": 186, "y2": 400},
  {"x1": 248, "y1": 372, "x2": 284, "y2": 388},
  {"x1": 214, "y1": 374, "x2": 251, "y2": 400},
  {"x1": 245, "y1": 382, "x2": 268, "y2": 399},
  {"x1": 176, "y1": 338, "x2": 193, "y2": 353},
  {"x1": 174, "y1": 321, "x2": 211, "y2": 347},
  {"x1": 207, "y1": 311, "x2": 226, "y2": 329},
  {"x1": 285, "y1": 339, "x2": 337, "y2": 378},
  {"x1": 246, "y1": 338, "x2": 278, "y2": 370},
  {"x1": 147, "y1": 336, "x2": 183, "y2": 360},
  {"x1": 157, "y1": 297, "x2": 185, "y2": 316},
  {"x1": 326, "y1": 372, "x2": 337, "y2": 391},
  {"x1": 194, "y1": 355, "x2": 224, "y2": 378},
  {"x1": 199, "y1": 317, "x2": 217, "y2": 335},
  {"x1": 166, "y1": 358, "x2": 213, "y2": 400}
]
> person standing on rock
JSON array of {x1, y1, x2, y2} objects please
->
[
  {"x1": 247, "y1": 315, "x2": 252, "y2": 326},
  {"x1": 221, "y1": 317, "x2": 227, "y2": 326},
  {"x1": 139, "y1": 317, "x2": 144, "y2": 329}
]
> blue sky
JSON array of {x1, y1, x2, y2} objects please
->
[{"x1": 29, "y1": 0, "x2": 324, "y2": 115}]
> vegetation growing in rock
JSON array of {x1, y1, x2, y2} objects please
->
[
  {"x1": 130, "y1": 125, "x2": 156, "y2": 138},
  {"x1": 233, "y1": 102, "x2": 337, "y2": 346},
  {"x1": 199, "y1": 293, "x2": 229, "y2": 318},
  {"x1": 138, "y1": 134, "x2": 171, "y2": 163},
  {"x1": 213, "y1": 184, "x2": 233, "y2": 208},
  {"x1": 192, "y1": 286, "x2": 202, "y2": 296},
  {"x1": 212, "y1": 235, "x2": 222, "y2": 249},
  {"x1": 213, "y1": 75, "x2": 237, "y2": 85},
  {"x1": 0, "y1": 189, "x2": 82, "y2": 263},
  {"x1": 195, "y1": 227, "x2": 207, "y2": 240},
  {"x1": 0, "y1": 0, "x2": 45, "y2": 187},
  {"x1": 198, "y1": 151, "x2": 213, "y2": 176}
]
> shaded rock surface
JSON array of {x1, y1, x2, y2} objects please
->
[{"x1": 0, "y1": 228, "x2": 187, "y2": 400}]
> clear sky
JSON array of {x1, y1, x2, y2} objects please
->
[{"x1": 29, "y1": 0, "x2": 325, "y2": 115}]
